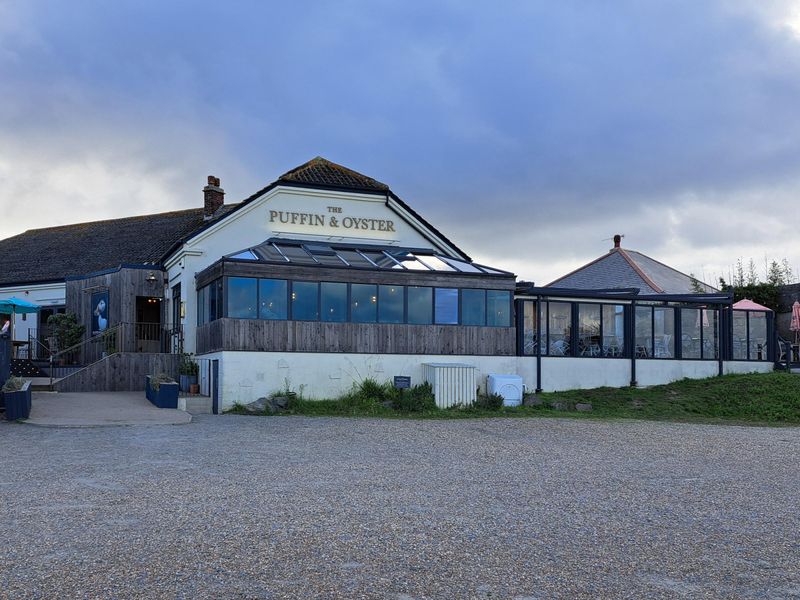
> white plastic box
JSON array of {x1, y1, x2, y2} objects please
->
[{"x1": 487, "y1": 374, "x2": 524, "y2": 406}]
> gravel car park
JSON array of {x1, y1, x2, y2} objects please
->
[{"x1": 1, "y1": 415, "x2": 799, "y2": 599}]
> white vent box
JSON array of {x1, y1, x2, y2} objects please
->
[
  {"x1": 422, "y1": 363, "x2": 477, "y2": 408},
  {"x1": 487, "y1": 374, "x2": 524, "y2": 406}
]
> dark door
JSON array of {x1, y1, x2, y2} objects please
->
[{"x1": 211, "y1": 359, "x2": 219, "y2": 415}]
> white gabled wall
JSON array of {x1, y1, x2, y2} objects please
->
[{"x1": 165, "y1": 186, "x2": 449, "y2": 352}]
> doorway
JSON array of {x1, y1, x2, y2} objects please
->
[{"x1": 135, "y1": 296, "x2": 162, "y2": 352}]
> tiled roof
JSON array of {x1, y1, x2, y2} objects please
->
[
  {"x1": 0, "y1": 205, "x2": 238, "y2": 286},
  {"x1": 547, "y1": 248, "x2": 717, "y2": 294},
  {"x1": 278, "y1": 157, "x2": 389, "y2": 192}
]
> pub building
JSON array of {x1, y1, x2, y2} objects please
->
[{"x1": 0, "y1": 157, "x2": 773, "y2": 412}]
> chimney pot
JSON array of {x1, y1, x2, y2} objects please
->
[
  {"x1": 203, "y1": 175, "x2": 224, "y2": 219},
  {"x1": 613, "y1": 234, "x2": 622, "y2": 249}
]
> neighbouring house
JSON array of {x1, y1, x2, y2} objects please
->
[{"x1": 0, "y1": 159, "x2": 775, "y2": 409}]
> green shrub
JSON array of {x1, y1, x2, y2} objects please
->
[
  {"x1": 2, "y1": 376, "x2": 25, "y2": 392},
  {"x1": 338, "y1": 378, "x2": 389, "y2": 414},
  {"x1": 392, "y1": 382, "x2": 436, "y2": 413},
  {"x1": 150, "y1": 373, "x2": 176, "y2": 391},
  {"x1": 474, "y1": 392, "x2": 504, "y2": 411}
]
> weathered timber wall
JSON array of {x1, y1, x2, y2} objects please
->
[
  {"x1": 196, "y1": 318, "x2": 516, "y2": 356},
  {"x1": 53, "y1": 352, "x2": 180, "y2": 392}
]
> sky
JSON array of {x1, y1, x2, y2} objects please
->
[{"x1": 1, "y1": 0, "x2": 800, "y2": 286}]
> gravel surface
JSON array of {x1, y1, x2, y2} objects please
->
[{"x1": 1, "y1": 415, "x2": 799, "y2": 599}]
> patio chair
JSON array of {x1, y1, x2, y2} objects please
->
[{"x1": 654, "y1": 334, "x2": 672, "y2": 358}]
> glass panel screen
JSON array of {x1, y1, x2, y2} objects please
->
[
  {"x1": 522, "y1": 301, "x2": 538, "y2": 355},
  {"x1": 577, "y1": 304, "x2": 601, "y2": 357},
  {"x1": 259, "y1": 279, "x2": 288, "y2": 320},
  {"x1": 378, "y1": 285, "x2": 404, "y2": 324},
  {"x1": 635, "y1": 306, "x2": 652, "y2": 358},
  {"x1": 351, "y1": 284, "x2": 377, "y2": 323},
  {"x1": 461, "y1": 289, "x2": 486, "y2": 326},
  {"x1": 681, "y1": 308, "x2": 701, "y2": 359},
  {"x1": 653, "y1": 307, "x2": 675, "y2": 359},
  {"x1": 733, "y1": 311, "x2": 748, "y2": 360},
  {"x1": 487, "y1": 290, "x2": 511, "y2": 327},
  {"x1": 228, "y1": 277, "x2": 258, "y2": 319},
  {"x1": 408, "y1": 286, "x2": 432, "y2": 325},
  {"x1": 292, "y1": 281, "x2": 319, "y2": 320},
  {"x1": 750, "y1": 312, "x2": 768, "y2": 360},
  {"x1": 547, "y1": 302, "x2": 572, "y2": 356},
  {"x1": 701, "y1": 309, "x2": 719, "y2": 359},
  {"x1": 321, "y1": 282, "x2": 348, "y2": 322},
  {"x1": 602, "y1": 304, "x2": 625, "y2": 357},
  {"x1": 434, "y1": 288, "x2": 459, "y2": 325}
]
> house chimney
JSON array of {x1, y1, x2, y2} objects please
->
[
  {"x1": 613, "y1": 234, "x2": 622, "y2": 249},
  {"x1": 203, "y1": 175, "x2": 224, "y2": 219}
]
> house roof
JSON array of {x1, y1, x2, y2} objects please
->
[
  {"x1": 0, "y1": 157, "x2": 471, "y2": 287},
  {"x1": 0, "y1": 205, "x2": 238, "y2": 287},
  {"x1": 547, "y1": 246, "x2": 718, "y2": 295},
  {"x1": 277, "y1": 156, "x2": 389, "y2": 192}
]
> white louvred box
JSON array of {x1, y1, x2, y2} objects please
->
[{"x1": 422, "y1": 363, "x2": 476, "y2": 408}]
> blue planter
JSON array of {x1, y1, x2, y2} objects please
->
[
  {"x1": 145, "y1": 376, "x2": 179, "y2": 409},
  {"x1": 4, "y1": 381, "x2": 32, "y2": 421}
]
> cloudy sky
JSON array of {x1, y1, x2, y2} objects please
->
[{"x1": 1, "y1": 1, "x2": 800, "y2": 285}]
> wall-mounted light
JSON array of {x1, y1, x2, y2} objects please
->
[
  {"x1": 180, "y1": 301, "x2": 186, "y2": 318},
  {"x1": 145, "y1": 272, "x2": 158, "y2": 284}
]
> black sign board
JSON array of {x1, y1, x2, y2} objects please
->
[{"x1": 393, "y1": 376, "x2": 411, "y2": 389}]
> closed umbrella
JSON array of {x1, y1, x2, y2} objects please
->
[{"x1": 791, "y1": 301, "x2": 800, "y2": 344}]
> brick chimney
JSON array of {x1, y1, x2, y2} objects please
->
[
  {"x1": 203, "y1": 175, "x2": 224, "y2": 219},
  {"x1": 613, "y1": 234, "x2": 622, "y2": 249}
]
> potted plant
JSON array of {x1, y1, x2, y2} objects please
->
[
  {"x1": 3, "y1": 376, "x2": 32, "y2": 420},
  {"x1": 145, "y1": 373, "x2": 179, "y2": 409},
  {"x1": 178, "y1": 353, "x2": 199, "y2": 392}
]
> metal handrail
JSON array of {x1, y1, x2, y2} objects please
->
[{"x1": 49, "y1": 324, "x2": 125, "y2": 387}]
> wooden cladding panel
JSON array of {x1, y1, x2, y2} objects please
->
[
  {"x1": 54, "y1": 352, "x2": 180, "y2": 393},
  {"x1": 196, "y1": 318, "x2": 515, "y2": 356}
]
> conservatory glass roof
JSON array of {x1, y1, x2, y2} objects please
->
[{"x1": 224, "y1": 238, "x2": 512, "y2": 276}]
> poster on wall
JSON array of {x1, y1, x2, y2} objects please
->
[{"x1": 91, "y1": 290, "x2": 110, "y2": 336}]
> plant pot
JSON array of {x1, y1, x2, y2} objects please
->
[
  {"x1": 145, "y1": 376, "x2": 179, "y2": 409},
  {"x1": 4, "y1": 381, "x2": 32, "y2": 420},
  {"x1": 179, "y1": 374, "x2": 198, "y2": 392},
  {"x1": 189, "y1": 383, "x2": 200, "y2": 395}
]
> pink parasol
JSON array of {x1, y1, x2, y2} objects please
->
[
  {"x1": 733, "y1": 298, "x2": 772, "y2": 312},
  {"x1": 791, "y1": 301, "x2": 800, "y2": 344}
]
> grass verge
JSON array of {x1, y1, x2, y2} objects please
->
[{"x1": 226, "y1": 372, "x2": 800, "y2": 426}]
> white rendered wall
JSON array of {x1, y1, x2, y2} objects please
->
[
  {"x1": 636, "y1": 360, "x2": 719, "y2": 386},
  {"x1": 0, "y1": 282, "x2": 66, "y2": 342},
  {"x1": 723, "y1": 361, "x2": 773, "y2": 375},
  {"x1": 208, "y1": 351, "x2": 534, "y2": 410},
  {"x1": 165, "y1": 186, "x2": 448, "y2": 353},
  {"x1": 538, "y1": 357, "x2": 631, "y2": 392}
]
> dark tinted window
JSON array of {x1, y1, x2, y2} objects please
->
[
  {"x1": 435, "y1": 288, "x2": 459, "y2": 325},
  {"x1": 379, "y1": 285, "x2": 404, "y2": 323},
  {"x1": 351, "y1": 284, "x2": 377, "y2": 323},
  {"x1": 461, "y1": 289, "x2": 486, "y2": 326},
  {"x1": 321, "y1": 282, "x2": 348, "y2": 322},
  {"x1": 407, "y1": 286, "x2": 432, "y2": 324},
  {"x1": 259, "y1": 279, "x2": 287, "y2": 320},
  {"x1": 292, "y1": 281, "x2": 319, "y2": 320},
  {"x1": 228, "y1": 277, "x2": 257, "y2": 319}
]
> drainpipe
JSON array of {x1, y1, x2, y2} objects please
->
[
  {"x1": 629, "y1": 300, "x2": 637, "y2": 387},
  {"x1": 536, "y1": 295, "x2": 542, "y2": 393}
]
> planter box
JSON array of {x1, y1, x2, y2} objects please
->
[
  {"x1": 179, "y1": 374, "x2": 198, "y2": 392},
  {"x1": 145, "y1": 376, "x2": 179, "y2": 409},
  {"x1": 3, "y1": 381, "x2": 32, "y2": 421}
]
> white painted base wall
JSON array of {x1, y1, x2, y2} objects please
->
[{"x1": 204, "y1": 351, "x2": 774, "y2": 411}]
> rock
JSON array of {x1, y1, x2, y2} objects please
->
[
  {"x1": 243, "y1": 397, "x2": 269, "y2": 414},
  {"x1": 575, "y1": 403, "x2": 593, "y2": 412},
  {"x1": 523, "y1": 395, "x2": 543, "y2": 407},
  {"x1": 267, "y1": 395, "x2": 291, "y2": 413},
  {"x1": 381, "y1": 400, "x2": 394, "y2": 409},
  {"x1": 549, "y1": 401, "x2": 568, "y2": 411}
]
